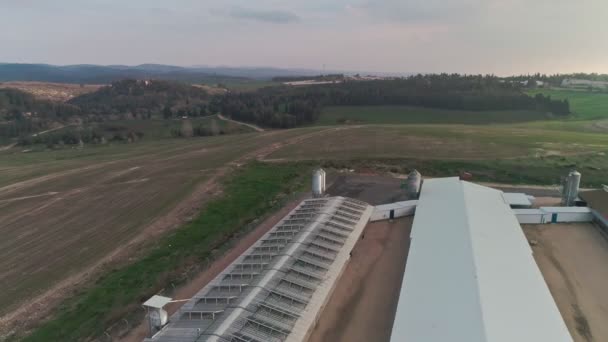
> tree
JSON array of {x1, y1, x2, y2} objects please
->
[
  {"x1": 180, "y1": 119, "x2": 193, "y2": 137},
  {"x1": 209, "y1": 119, "x2": 220, "y2": 136}
]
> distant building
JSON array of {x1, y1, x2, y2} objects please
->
[{"x1": 561, "y1": 78, "x2": 608, "y2": 89}]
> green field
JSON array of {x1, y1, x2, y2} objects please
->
[
  {"x1": 526, "y1": 89, "x2": 608, "y2": 120},
  {"x1": 316, "y1": 89, "x2": 608, "y2": 126},
  {"x1": 316, "y1": 106, "x2": 550, "y2": 126}
]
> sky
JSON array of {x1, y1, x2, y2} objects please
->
[{"x1": 1, "y1": 0, "x2": 607, "y2": 75}]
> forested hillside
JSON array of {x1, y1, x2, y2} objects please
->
[
  {"x1": 218, "y1": 74, "x2": 570, "y2": 128},
  {"x1": 69, "y1": 79, "x2": 212, "y2": 119},
  {"x1": 0, "y1": 88, "x2": 81, "y2": 139},
  {"x1": 0, "y1": 74, "x2": 573, "y2": 143}
]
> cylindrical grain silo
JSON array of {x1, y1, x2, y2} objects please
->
[
  {"x1": 565, "y1": 170, "x2": 581, "y2": 206},
  {"x1": 312, "y1": 169, "x2": 324, "y2": 197},
  {"x1": 406, "y1": 170, "x2": 422, "y2": 199}
]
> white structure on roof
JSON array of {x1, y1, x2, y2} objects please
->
[
  {"x1": 502, "y1": 192, "x2": 533, "y2": 208},
  {"x1": 391, "y1": 177, "x2": 572, "y2": 342}
]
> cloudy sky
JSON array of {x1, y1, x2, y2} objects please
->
[{"x1": 1, "y1": 0, "x2": 607, "y2": 75}]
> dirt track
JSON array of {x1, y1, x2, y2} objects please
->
[
  {"x1": 524, "y1": 223, "x2": 608, "y2": 342},
  {"x1": 217, "y1": 114, "x2": 265, "y2": 132},
  {"x1": 308, "y1": 218, "x2": 412, "y2": 342}
]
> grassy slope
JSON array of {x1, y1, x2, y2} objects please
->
[
  {"x1": 18, "y1": 162, "x2": 309, "y2": 342},
  {"x1": 316, "y1": 106, "x2": 548, "y2": 125},
  {"x1": 269, "y1": 125, "x2": 608, "y2": 186}
]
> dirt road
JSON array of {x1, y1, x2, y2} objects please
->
[
  {"x1": 524, "y1": 224, "x2": 608, "y2": 342},
  {"x1": 308, "y1": 218, "x2": 412, "y2": 342},
  {"x1": 217, "y1": 114, "x2": 265, "y2": 132}
]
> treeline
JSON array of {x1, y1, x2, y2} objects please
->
[
  {"x1": 272, "y1": 74, "x2": 344, "y2": 82},
  {"x1": 0, "y1": 88, "x2": 81, "y2": 137},
  {"x1": 69, "y1": 79, "x2": 213, "y2": 119},
  {"x1": 218, "y1": 88, "x2": 322, "y2": 128},
  {"x1": 218, "y1": 74, "x2": 570, "y2": 127},
  {"x1": 17, "y1": 127, "x2": 144, "y2": 147}
]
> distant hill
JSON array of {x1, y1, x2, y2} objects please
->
[
  {"x1": 0, "y1": 63, "x2": 252, "y2": 84},
  {"x1": 0, "y1": 63, "x2": 410, "y2": 84},
  {"x1": 0, "y1": 63, "x2": 331, "y2": 84}
]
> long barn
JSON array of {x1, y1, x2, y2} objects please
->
[{"x1": 145, "y1": 196, "x2": 373, "y2": 342}]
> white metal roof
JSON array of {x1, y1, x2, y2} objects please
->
[
  {"x1": 501, "y1": 192, "x2": 533, "y2": 207},
  {"x1": 143, "y1": 295, "x2": 172, "y2": 309},
  {"x1": 391, "y1": 177, "x2": 572, "y2": 342}
]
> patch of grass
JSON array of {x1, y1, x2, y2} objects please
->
[
  {"x1": 218, "y1": 80, "x2": 280, "y2": 92},
  {"x1": 315, "y1": 105, "x2": 549, "y2": 126},
  {"x1": 19, "y1": 162, "x2": 310, "y2": 342},
  {"x1": 526, "y1": 89, "x2": 608, "y2": 120}
]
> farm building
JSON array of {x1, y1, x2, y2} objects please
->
[
  {"x1": 391, "y1": 177, "x2": 572, "y2": 342},
  {"x1": 370, "y1": 200, "x2": 418, "y2": 221},
  {"x1": 539, "y1": 206, "x2": 593, "y2": 223},
  {"x1": 501, "y1": 192, "x2": 533, "y2": 208},
  {"x1": 144, "y1": 196, "x2": 373, "y2": 342}
]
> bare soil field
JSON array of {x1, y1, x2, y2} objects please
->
[
  {"x1": 524, "y1": 223, "x2": 608, "y2": 342},
  {"x1": 308, "y1": 218, "x2": 412, "y2": 342},
  {"x1": 0, "y1": 127, "x2": 343, "y2": 335},
  {"x1": 0, "y1": 81, "x2": 103, "y2": 102}
]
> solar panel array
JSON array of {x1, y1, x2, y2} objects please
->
[{"x1": 145, "y1": 196, "x2": 372, "y2": 342}]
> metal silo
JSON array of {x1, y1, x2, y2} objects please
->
[
  {"x1": 406, "y1": 170, "x2": 422, "y2": 199},
  {"x1": 562, "y1": 170, "x2": 581, "y2": 206},
  {"x1": 320, "y1": 169, "x2": 326, "y2": 192},
  {"x1": 312, "y1": 169, "x2": 324, "y2": 197}
]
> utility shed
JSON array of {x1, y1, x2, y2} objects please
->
[
  {"x1": 370, "y1": 200, "x2": 418, "y2": 221},
  {"x1": 501, "y1": 192, "x2": 533, "y2": 208},
  {"x1": 539, "y1": 207, "x2": 593, "y2": 223},
  {"x1": 391, "y1": 177, "x2": 572, "y2": 342}
]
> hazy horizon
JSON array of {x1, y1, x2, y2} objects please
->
[{"x1": 1, "y1": 0, "x2": 607, "y2": 76}]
